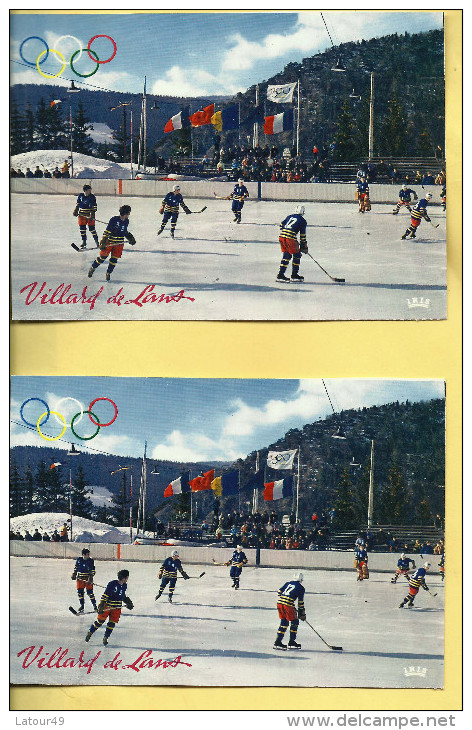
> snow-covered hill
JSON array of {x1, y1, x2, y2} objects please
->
[
  {"x1": 11, "y1": 149, "x2": 133, "y2": 179},
  {"x1": 9, "y1": 512, "x2": 139, "y2": 543}
]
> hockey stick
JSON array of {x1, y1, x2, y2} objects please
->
[
  {"x1": 428, "y1": 219, "x2": 439, "y2": 229},
  {"x1": 187, "y1": 572, "x2": 206, "y2": 579},
  {"x1": 305, "y1": 620, "x2": 343, "y2": 651},
  {"x1": 69, "y1": 606, "x2": 96, "y2": 616},
  {"x1": 306, "y1": 252, "x2": 345, "y2": 283},
  {"x1": 212, "y1": 559, "x2": 227, "y2": 566},
  {"x1": 71, "y1": 243, "x2": 99, "y2": 252},
  {"x1": 425, "y1": 589, "x2": 438, "y2": 599},
  {"x1": 189, "y1": 206, "x2": 207, "y2": 214},
  {"x1": 213, "y1": 192, "x2": 230, "y2": 200}
]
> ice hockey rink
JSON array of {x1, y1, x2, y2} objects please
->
[
  {"x1": 10, "y1": 556, "x2": 444, "y2": 688},
  {"x1": 10, "y1": 194, "x2": 447, "y2": 321}
]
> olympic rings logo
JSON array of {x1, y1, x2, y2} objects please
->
[
  {"x1": 20, "y1": 396, "x2": 118, "y2": 442},
  {"x1": 19, "y1": 35, "x2": 117, "y2": 79}
]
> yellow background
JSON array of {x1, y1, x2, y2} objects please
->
[{"x1": 10, "y1": 9, "x2": 462, "y2": 712}]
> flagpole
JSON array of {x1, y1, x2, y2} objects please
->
[
  {"x1": 296, "y1": 80, "x2": 300, "y2": 157},
  {"x1": 253, "y1": 451, "x2": 259, "y2": 514},
  {"x1": 69, "y1": 104, "x2": 74, "y2": 179},
  {"x1": 253, "y1": 85, "x2": 259, "y2": 149},
  {"x1": 69, "y1": 469, "x2": 73, "y2": 541},
  {"x1": 238, "y1": 103, "x2": 241, "y2": 147},
  {"x1": 296, "y1": 448, "x2": 300, "y2": 523}
]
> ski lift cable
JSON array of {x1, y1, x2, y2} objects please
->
[{"x1": 320, "y1": 12, "x2": 336, "y2": 49}]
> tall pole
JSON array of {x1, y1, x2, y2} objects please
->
[
  {"x1": 367, "y1": 440, "x2": 374, "y2": 528},
  {"x1": 296, "y1": 448, "x2": 300, "y2": 522},
  {"x1": 143, "y1": 76, "x2": 147, "y2": 170},
  {"x1": 368, "y1": 72, "x2": 374, "y2": 160},
  {"x1": 253, "y1": 85, "x2": 259, "y2": 148},
  {"x1": 130, "y1": 108, "x2": 134, "y2": 179},
  {"x1": 296, "y1": 80, "x2": 300, "y2": 156},
  {"x1": 129, "y1": 470, "x2": 133, "y2": 543},
  {"x1": 69, "y1": 104, "x2": 74, "y2": 178},
  {"x1": 69, "y1": 468, "x2": 73, "y2": 541},
  {"x1": 123, "y1": 104, "x2": 127, "y2": 162}
]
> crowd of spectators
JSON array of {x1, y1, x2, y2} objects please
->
[
  {"x1": 10, "y1": 160, "x2": 71, "y2": 179},
  {"x1": 10, "y1": 522, "x2": 69, "y2": 542},
  {"x1": 357, "y1": 161, "x2": 446, "y2": 187}
]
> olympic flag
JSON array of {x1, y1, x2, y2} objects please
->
[
  {"x1": 266, "y1": 449, "x2": 297, "y2": 470},
  {"x1": 266, "y1": 82, "x2": 297, "y2": 103}
]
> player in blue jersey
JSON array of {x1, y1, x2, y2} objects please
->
[
  {"x1": 85, "y1": 569, "x2": 133, "y2": 645},
  {"x1": 157, "y1": 184, "x2": 191, "y2": 238},
  {"x1": 401, "y1": 193, "x2": 433, "y2": 239},
  {"x1": 228, "y1": 179, "x2": 249, "y2": 224},
  {"x1": 274, "y1": 572, "x2": 306, "y2": 650},
  {"x1": 88, "y1": 204, "x2": 135, "y2": 281},
  {"x1": 391, "y1": 553, "x2": 416, "y2": 583},
  {"x1": 355, "y1": 545, "x2": 369, "y2": 581},
  {"x1": 71, "y1": 548, "x2": 97, "y2": 613},
  {"x1": 224, "y1": 544, "x2": 248, "y2": 589},
  {"x1": 155, "y1": 549, "x2": 190, "y2": 603},
  {"x1": 440, "y1": 186, "x2": 446, "y2": 211},
  {"x1": 277, "y1": 204, "x2": 308, "y2": 283},
  {"x1": 392, "y1": 184, "x2": 418, "y2": 215},
  {"x1": 438, "y1": 552, "x2": 445, "y2": 581},
  {"x1": 356, "y1": 177, "x2": 371, "y2": 213},
  {"x1": 73, "y1": 184, "x2": 99, "y2": 249},
  {"x1": 398, "y1": 562, "x2": 431, "y2": 608}
]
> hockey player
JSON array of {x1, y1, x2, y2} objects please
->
[
  {"x1": 228, "y1": 179, "x2": 249, "y2": 224},
  {"x1": 391, "y1": 553, "x2": 416, "y2": 583},
  {"x1": 85, "y1": 569, "x2": 133, "y2": 645},
  {"x1": 440, "y1": 186, "x2": 446, "y2": 211},
  {"x1": 356, "y1": 177, "x2": 371, "y2": 213},
  {"x1": 277, "y1": 204, "x2": 308, "y2": 283},
  {"x1": 398, "y1": 562, "x2": 431, "y2": 608},
  {"x1": 401, "y1": 193, "x2": 433, "y2": 239},
  {"x1": 157, "y1": 184, "x2": 191, "y2": 238},
  {"x1": 274, "y1": 572, "x2": 306, "y2": 651},
  {"x1": 224, "y1": 544, "x2": 248, "y2": 589},
  {"x1": 354, "y1": 545, "x2": 369, "y2": 581},
  {"x1": 438, "y1": 551, "x2": 445, "y2": 581},
  {"x1": 73, "y1": 184, "x2": 99, "y2": 249},
  {"x1": 392, "y1": 184, "x2": 418, "y2": 215},
  {"x1": 71, "y1": 548, "x2": 97, "y2": 613},
  {"x1": 155, "y1": 549, "x2": 190, "y2": 603},
  {"x1": 88, "y1": 205, "x2": 135, "y2": 282}
]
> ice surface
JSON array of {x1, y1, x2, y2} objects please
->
[
  {"x1": 11, "y1": 194, "x2": 446, "y2": 321},
  {"x1": 10, "y1": 556, "x2": 444, "y2": 687}
]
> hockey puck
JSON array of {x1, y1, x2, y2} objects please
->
[{"x1": 366, "y1": 232, "x2": 370, "y2": 235}]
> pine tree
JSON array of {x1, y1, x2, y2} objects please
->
[
  {"x1": 73, "y1": 100, "x2": 94, "y2": 155},
  {"x1": 380, "y1": 91, "x2": 409, "y2": 156},
  {"x1": 415, "y1": 498, "x2": 432, "y2": 526},
  {"x1": 49, "y1": 464, "x2": 69, "y2": 512},
  {"x1": 378, "y1": 461, "x2": 411, "y2": 524},
  {"x1": 35, "y1": 460, "x2": 51, "y2": 511},
  {"x1": 109, "y1": 470, "x2": 129, "y2": 525},
  {"x1": 417, "y1": 127, "x2": 433, "y2": 157},
  {"x1": 24, "y1": 104, "x2": 35, "y2": 152},
  {"x1": 10, "y1": 101, "x2": 26, "y2": 156},
  {"x1": 332, "y1": 100, "x2": 358, "y2": 162},
  {"x1": 71, "y1": 465, "x2": 93, "y2": 518},
  {"x1": 10, "y1": 461, "x2": 24, "y2": 517},
  {"x1": 24, "y1": 464, "x2": 35, "y2": 514},
  {"x1": 332, "y1": 468, "x2": 362, "y2": 529}
]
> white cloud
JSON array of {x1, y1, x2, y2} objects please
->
[
  {"x1": 150, "y1": 429, "x2": 243, "y2": 463},
  {"x1": 150, "y1": 65, "x2": 241, "y2": 97}
]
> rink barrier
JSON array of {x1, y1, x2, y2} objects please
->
[
  {"x1": 9, "y1": 541, "x2": 440, "y2": 574},
  {"x1": 10, "y1": 179, "x2": 440, "y2": 205}
]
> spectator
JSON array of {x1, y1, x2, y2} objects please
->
[
  {"x1": 10, "y1": 168, "x2": 18, "y2": 177},
  {"x1": 434, "y1": 145, "x2": 443, "y2": 160},
  {"x1": 415, "y1": 170, "x2": 422, "y2": 184},
  {"x1": 43, "y1": 169, "x2": 52, "y2": 178},
  {"x1": 435, "y1": 171, "x2": 446, "y2": 186},
  {"x1": 25, "y1": 167, "x2": 34, "y2": 178},
  {"x1": 412, "y1": 539, "x2": 422, "y2": 553},
  {"x1": 32, "y1": 528, "x2": 42, "y2": 541},
  {"x1": 33, "y1": 165, "x2": 43, "y2": 178},
  {"x1": 434, "y1": 514, "x2": 443, "y2": 529},
  {"x1": 60, "y1": 522, "x2": 69, "y2": 542},
  {"x1": 51, "y1": 530, "x2": 61, "y2": 542},
  {"x1": 42, "y1": 532, "x2": 50, "y2": 541},
  {"x1": 422, "y1": 171, "x2": 435, "y2": 185},
  {"x1": 62, "y1": 159, "x2": 71, "y2": 177},
  {"x1": 15, "y1": 531, "x2": 24, "y2": 540},
  {"x1": 52, "y1": 167, "x2": 62, "y2": 179},
  {"x1": 17, "y1": 169, "x2": 25, "y2": 178},
  {"x1": 24, "y1": 530, "x2": 33, "y2": 541},
  {"x1": 389, "y1": 167, "x2": 400, "y2": 184},
  {"x1": 421, "y1": 541, "x2": 434, "y2": 554}
]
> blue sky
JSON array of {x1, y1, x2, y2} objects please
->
[
  {"x1": 10, "y1": 378, "x2": 445, "y2": 462},
  {"x1": 10, "y1": 11, "x2": 443, "y2": 97}
]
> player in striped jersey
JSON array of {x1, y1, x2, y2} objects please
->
[
  {"x1": 85, "y1": 569, "x2": 133, "y2": 645},
  {"x1": 157, "y1": 184, "x2": 191, "y2": 238},
  {"x1": 274, "y1": 572, "x2": 306, "y2": 650},
  {"x1": 277, "y1": 205, "x2": 308, "y2": 283},
  {"x1": 224, "y1": 545, "x2": 248, "y2": 589},
  {"x1": 228, "y1": 179, "x2": 249, "y2": 224},
  {"x1": 391, "y1": 553, "x2": 416, "y2": 583},
  {"x1": 155, "y1": 549, "x2": 190, "y2": 603},
  {"x1": 88, "y1": 205, "x2": 135, "y2": 281},
  {"x1": 401, "y1": 193, "x2": 433, "y2": 239},
  {"x1": 438, "y1": 552, "x2": 445, "y2": 581},
  {"x1": 354, "y1": 546, "x2": 369, "y2": 581},
  {"x1": 71, "y1": 548, "x2": 97, "y2": 614},
  {"x1": 73, "y1": 184, "x2": 99, "y2": 249},
  {"x1": 398, "y1": 562, "x2": 431, "y2": 608}
]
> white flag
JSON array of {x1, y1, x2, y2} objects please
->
[
  {"x1": 267, "y1": 449, "x2": 297, "y2": 470},
  {"x1": 266, "y1": 83, "x2": 297, "y2": 104}
]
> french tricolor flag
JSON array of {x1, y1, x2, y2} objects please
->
[
  {"x1": 263, "y1": 108, "x2": 293, "y2": 135},
  {"x1": 164, "y1": 108, "x2": 190, "y2": 133},
  {"x1": 164, "y1": 471, "x2": 191, "y2": 497},
  {"x1": 263, "y1": 475, "x2": 293, "y2": 501}
]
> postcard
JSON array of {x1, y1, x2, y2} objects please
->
[
  {"x1": 10, "y1": 10, "x2": 447, "y2": 321},
  {"x1": 10, "y1": 376, "x2": 446, "y2": 687}
]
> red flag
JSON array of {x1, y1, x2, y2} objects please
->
[
  {"x1": 189, "y1": 104, "x2": 214, "y2": 128},
  {"x1": 190, "y1": 469, "x2": 215, "y2": 492}
]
